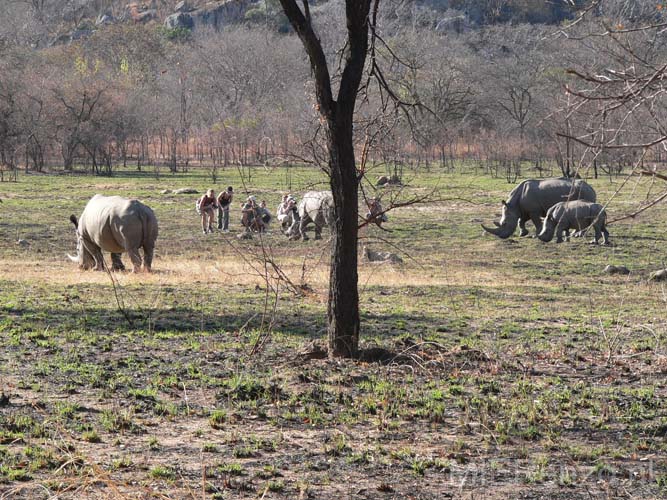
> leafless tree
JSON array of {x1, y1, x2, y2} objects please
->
[
  {"x1": 277, "y1": 0, "x2": 380, "y2": 358},
  {"x1": 559, "y1": 2, "x2": 667, "y2": 170}
]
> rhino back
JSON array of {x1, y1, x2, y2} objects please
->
[
  {"x1": 573, "y1": 180, "x2": 597, "y2": 203},
  {"x1": 565, "y1": 200, "x2": 604, "y2": 221},
  {"x1": 554, "y1": 200, "x2": 604, "y2": 229},
  {"x1": 80, "y1": 195, "x2": 156, "y2": 253},
  {"x1": 545, "y1": 201, "x2": 566, "y2": 221},
  {"x1": 520, "y1": 179, "x2": 595, "y2": 214}
]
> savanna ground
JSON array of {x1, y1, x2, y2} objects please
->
[{"x1": 0, "y1": 163, "x2": 666, "y2": 499}]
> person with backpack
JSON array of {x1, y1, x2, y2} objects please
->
[
  {"x1": 197, "y1": 189, "x2": 218, "y2": 234},
  {"x1": 216, "y1": 186, "x2": 234, "y2": 232}
]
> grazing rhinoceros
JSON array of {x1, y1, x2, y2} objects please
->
[
  {"x1": 482, "y1": 177, "x2": 596, "y2": 239},
  {"x1": 68, "y1": 194, "x2": 158, "y2": 272},
  {"x1": 297, "y1": 190, "x2": 334, "y2": 240},
  {"x1": 538, "y1": 200, "x2": 609, "y2": 244}
]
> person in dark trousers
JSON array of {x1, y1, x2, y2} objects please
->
[{"x1": 216, "y1": 186, "x2": 233, "y2": 232}]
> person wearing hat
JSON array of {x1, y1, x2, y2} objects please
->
[
  {"x1": 198, "y1": 188, "x2": 218, "y2": 234},
  {"x1": 216, "y1": 186, "x2": 234, "y2": 232},
  {"x1": 365, "y1": 196, "x2": 388, "y2": 227}
]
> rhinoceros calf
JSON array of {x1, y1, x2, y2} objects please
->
[
  {"x1": 297, "y1": 190, "x2": 334, "y2": 240},
  {"x1": 538, "y1": 200, "x2": 609, "y2": 245},
  {"x1": 482, "y1": 177, "x2": 596, "y2": 239},
  {"x1": 69, "y1": 194, "x2": 159, "y2": 272}
]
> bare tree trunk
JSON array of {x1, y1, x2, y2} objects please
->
[
  {"x1": 279, "y1": 0, "x2": 371, "y2": 358},
  {"x1": 327, "y1": 116, "x2": 360, "y2": 357}
]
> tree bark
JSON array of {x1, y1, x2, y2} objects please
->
[
  {"x1": 327, "y1": 112, "x2": 360, "y2": 357},
  {"x1": 279, "y1": 0, "x2": 372, "y2": 357}
]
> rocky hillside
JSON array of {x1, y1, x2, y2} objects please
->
[
  {"x1": 116, "y1": 1, "x2": 257, "y2": 30},
  {"x1": 1, "y1": 0, "x2": 261, "y2": 47},
  {"x1": 1, "y1": 0, "x2": 592, "y2": 48}
]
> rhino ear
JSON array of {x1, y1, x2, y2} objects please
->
[
  {"x1": 501, "y1": 200, "x2": 507, "y2": 206},
  {"x1": 69, "y1": 215, "x2": 78, "y2": 229}
]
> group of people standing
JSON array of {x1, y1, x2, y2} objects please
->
[
  {"x1": 197, "y1": 187, "x2": 280, "y2": 235},
  {"x1": 197, "y1": 186, "x2": 234, "y2": 234}
]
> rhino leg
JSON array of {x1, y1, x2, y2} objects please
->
[
  {"x1": 590, "y1": 226, "x2": 602, "y2": 245},
  {"x1": 314, "y1": 223, "x2": 323, "y2": 240},
  {"x1": 601, "y1": 226, "x2": 610, "y2": 245},
  {"x1": 287, "y1": 218, "x2": 301, "y2": 240},
  {"x1": 591, "y1": 224, "x2": 610, "y2": 245},
  {"x1": 83, "y1": 240, "x2": 105, "y2": 271},
  {"x1": 519, "y1": 217, "x2": 529, "y2": 237},
  {"x1": 555, "y1": 222, "x2": 568, "y2": 243},
  {"x1": 142, "y1": 243, "x2": 154, "y2": 272},
  {"x1": 529, "y1": 213, "x2": 542, "y2": 236},
  {"x1": 111, "y1": 253, "x2": 125, "y2": 271},
  {"x1": 127, "y1": 248, "x2": 143, "y2": 273},
  {"x1": 299, "y1": 215, "x2": 311, "y2": 241}
]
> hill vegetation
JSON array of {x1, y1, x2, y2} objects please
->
[
  {"x1": 2, "y1": 0, "x2": 591, "y2": 49},
  {"x1": 1, "y1": 0, "x2": 664, "y2": 181}
]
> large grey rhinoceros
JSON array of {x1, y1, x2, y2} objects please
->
[
  {"x1": 297, "y1": 190, "x2": 334, "y2": 240},
  {"x1": 68, "y1": 194, "x2": 158, "y2": 272},
  {"x1": 538, "y1": 200, "x2": 609, "y2": 244},
  {"x1": 482, "y1": 177, "x2": 596, "y2": 239}
]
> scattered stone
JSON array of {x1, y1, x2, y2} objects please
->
[
  {"x1": 160, "y1": 189, "x2": 172, "y2": 194},
  {"x1": 189, "y1": 0, "x2": 250, "y2": 30},
  {"x1": 376, "y1": 174, "x2": 403, "y2": 187},
  {"x1": 96, "y1": 13, "x2": 115, "y2": 26},
  {"x1": 172, "y1": 188, "x2": 198, "y2": 194},
  {"x1": 238, "y1": 232, "x2": 253, "y2": 240},
  {"x1": 649, "y1": 269, "x2": 667, "y2": 282},
  {"x1": 376, "y1": 175, "x2": 389, "y2": 186},
  {"x1": 363, "y1": 246, "x2": 403, "y2": 264},
  {"x1": 0, "y1": 392, "x2": 9, "y2": 407},
  {"x1": 388, "y1": 174, "x2": 402, "y2": 185},
  {"x1": 17, "y1": 239, "x2": 29, "y2": 247},
  {"x1": 165, "y1": 12, "x2": 194, "y2": 29},
  {"x1": 603, "y1": 265, "x2": 630, "y2": 275}
]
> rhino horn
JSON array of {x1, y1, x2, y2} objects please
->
[
  {"x1": 67, "y1": 253, "x2": 79, "y2": 263},
  {"x1": 493, "y1": 221, "x2": 501, "y2": 227},
  {"x1": 481, "y1": 223, "x2": 513, "y2": 239}
]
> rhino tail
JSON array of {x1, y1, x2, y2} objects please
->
[{"x1": 69, "y1": 214, "x2": 78, "y2": 228}]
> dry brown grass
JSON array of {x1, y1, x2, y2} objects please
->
[{"x1": 0, "y1": 254, "x2": 518, "y2": 291}]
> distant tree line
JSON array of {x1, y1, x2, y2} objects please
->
[{"x1": 0, "y1": 0, "x2": 663, "y2": 181}]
